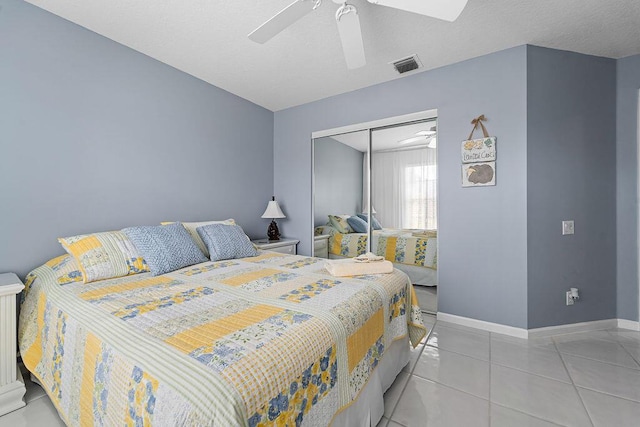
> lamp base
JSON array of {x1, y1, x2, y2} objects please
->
[{"x1": 267, "y1": 220, "x2": 280, "y2": 241}]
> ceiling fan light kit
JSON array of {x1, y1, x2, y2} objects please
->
[{"x1": 249, "y1": 0, "x2": 469, "y2": 70}]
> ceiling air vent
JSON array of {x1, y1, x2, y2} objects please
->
[{"x1": 391, "y1": 55, "x2": 422, "y2": 74}]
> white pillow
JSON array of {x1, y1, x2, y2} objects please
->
[{"x1": 161, "y1": 219, "x2": 236, "y2": 257}]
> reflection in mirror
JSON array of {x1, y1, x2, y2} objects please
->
[
  {"x1": 370, "y1": 121, "x2": 437, "y2": 230},
  {"x1": 371, "y1": 120, "x2": 438, "y2": 313},
  {"x1": 311, "y1": 118, "x2": 438, "y2": 314},
  {"x1": 312, "y1": 131, "x2": 369, "y2": 258}
]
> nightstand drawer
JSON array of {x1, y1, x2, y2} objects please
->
[
  {"x1": 269, "y1": 244, "x2": 297, "y2": 255},
  {"x1": 251, "y1": 238, "x2": 299, "y2": 255}
]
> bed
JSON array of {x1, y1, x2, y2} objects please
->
[
  {"x1": 18, "y1": 250, "x2": 425, "y2": 426},
  {"x1": 315, "y1": 225, "x2": 437, "y2": 286}
]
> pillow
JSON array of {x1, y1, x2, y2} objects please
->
[
  {"x1": 314, "y1": 225, "x2": 337, "y2": 236},
  {"x1": 161, "y1": 219, "x2": 236, "y2": 257},
  {"x1": 357, "y1": 214, "x2": 382, "y2": 230},
  {"x1": 45, "y1": 254, "x2": 90, "y2": 285},
  {"x1": 58, "y1": 231, "x2": 149, "y2": 283},
  {"x1": 196, "y1": 224, "x2": 257, "y2": 261},
  {"x1": 347, "y1": 216, "x2": 368, "y2": 233},
  {"x1": 122, "y1": 222, "x2": 207, "y2": 276},
  {"x1": 328, "y1": 215, "x2": 353, "y2": 233}
]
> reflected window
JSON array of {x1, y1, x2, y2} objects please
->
[{"x1": 403, "y1": 163, "x2": 437, "y2": 229}]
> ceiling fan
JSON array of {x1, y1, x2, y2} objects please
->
[{"x1": 248, "y1": 0, "x2": 469, "y2": 70}]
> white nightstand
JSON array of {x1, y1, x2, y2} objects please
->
[
  {"x1": 0, "y1": 273, "x2": 26, "y2": 416},
  {"x1": 314, "y1": 235, "x2": 330, "y2": 259},
  {"x1": 251, "y1": 238, "x2": 299, "y2": 255}
]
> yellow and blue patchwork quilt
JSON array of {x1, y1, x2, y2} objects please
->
[
  {"x1": 316, "y1": 226, "x2": 438, "y2": 269},
  {"x1": 19, "y1": 251, "x2": 426, "y2": 426}
]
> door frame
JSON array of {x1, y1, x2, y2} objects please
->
[
  {"x1": 637, "y1": 90, "x2": 640, "y2": 324},
  {"x1": 311, "y1": 109, "x2": 437, "y2": 256}
]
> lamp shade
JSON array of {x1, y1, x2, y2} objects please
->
[{"x1": 261, "y1": 200, "x2": 285, "y2": 219}]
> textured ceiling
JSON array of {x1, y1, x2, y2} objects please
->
[{"x1": 25, "y1": 0, "x2": 640, "y2": 111}]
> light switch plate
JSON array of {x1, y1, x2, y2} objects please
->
[{"x1": 562, "y1": 220, "x2": 574, "y2": 235}]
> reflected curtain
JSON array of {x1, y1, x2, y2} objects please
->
[{"x1": 368, "y1": 148, "x2": 437, "y2": 230}]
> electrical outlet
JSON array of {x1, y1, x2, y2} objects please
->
[
  {"x1": 566, "y1": 291, "x2": 574, "y2": 305},
  {"x1": 562, "y1": 220, "x2": 574, "y2": 235}
]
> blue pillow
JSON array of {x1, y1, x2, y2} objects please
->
[
  {"x1": 122, "y1": 222, "x2": 207, "y2": 276},
  {"x1": 357, "y1": 214, "x2": 382, "y2": 230},
  {"x1": 196, "y1": 224, "x2": 257, "y2": 261},
  {"x1": 347, "y1": 216, "x2": 368, "y2": 233}
]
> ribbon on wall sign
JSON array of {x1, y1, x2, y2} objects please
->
[
  {"x1": 461, "y1": 115, "x2": 497, "y2": 187},
  {"x1": 467, "y1": 114, "x2": 490, "y2": 140}
]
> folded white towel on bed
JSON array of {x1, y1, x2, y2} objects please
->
[
  {"x1": 353, "y1": 252, "x2": 384, "y2": 263},
  {"x1": 325, "y1": 258, "x2": 393, "y2": 277}
]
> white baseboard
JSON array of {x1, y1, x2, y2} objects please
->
[
  {"x1": 436, "y1": 313, "x2": 637, "y2": 339},
  {"x1": 617, "y1": 319, "x2": 640, "y2": 331},
  {"x1": 436, "y1": 312, "x2": 528, "y2": 339},
  {"x1": 527, "y1": 319, "x2": 618, "y2": 338}
]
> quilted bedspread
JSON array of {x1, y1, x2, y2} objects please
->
[
  {"x1": 315, "y1": 226, "x2": 438, "y2": 269},
  {"x1": 19, "y1": 251, "x2": 426, "y2": 426}
]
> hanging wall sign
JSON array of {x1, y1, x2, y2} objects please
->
[
  {"x1": 462, "y1": 162, "x2": 496, "y2": 187},
  {"x1": 461, "y1": 137, "x2": 496, "y2": 163},
  {"x1": 461, "y1": 115, "x2": 497, "y2": 187}
]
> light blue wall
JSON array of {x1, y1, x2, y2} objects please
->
[
  {"x1": 526, "y1": 47, "x2": 617, "y2": 328},
  {"x1": 0, "y1": 0, "x2": 274, "y2": 278},
  {"x1": 313, "y1": 137, "x2": 363, "y2": 228},
  {"x1": 617, "y1": 54, "x2": 640, "y2": 321},
  {"x1": 275, "y1": 47, "x2": 529, "y2": 328},
  {"x1": 2, "y1": 0, "x2": 628, "y2": 329}
]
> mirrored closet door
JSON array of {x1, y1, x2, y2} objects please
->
[
  {"x1": 312, "y1": 117, "x2": 439, "y2": 313},
  {"x1": 312, "y1": 130, "x2": 371, "y2": 257},
  {"x1": 370, "y1": 121, "x2": 438, "y2": 313}
]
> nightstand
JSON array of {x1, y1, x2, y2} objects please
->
[
  {"x1": 314, "y1": 235, "x2": 330, "y2": 258},
  {"x1": 251, "y1": 238, "x2": 299, "y2": 255},
  {"x1": 0, "y1": 273, "x2": 26, "y2": 416}
]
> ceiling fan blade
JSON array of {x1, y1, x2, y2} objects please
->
[
  {"x1": 248, "y1": 0, "x2": 319, "y2": 44},
  {"x1": 336, "y1": 4, "x2": 366, "y2": 69},
  {"x1": 368, "y1": 0, "x2": 468, "y2": 22}
]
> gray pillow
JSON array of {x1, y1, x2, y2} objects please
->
[
  {"x1": 357, "y1": 214, "x2": 383, "y2": 230},
  {"x1": 196, "y1": 224, "x2": 257, "y2": 261},
  {"x1": 122, "y1": 222, "x2": 207, "y2": 276},
  {"x1": 347, "y1": 216, "x2": 368, "y2": 233}
]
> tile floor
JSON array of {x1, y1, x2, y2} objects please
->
[
  {"x1": 0, "y1": 374, "x2": 64, "y2": 427},
  {"x1": 378, "y1": 314, "x2": 640, "y2": 427},
  {"x1": 2, "y1": 314, "x2": 640, "y2": 427}
]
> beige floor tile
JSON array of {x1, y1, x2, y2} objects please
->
[
  {"x1": 383, "y1": 372, "x2": 410, "y2": 418},
  {"x1": 0, "y1": 395, "x2": 65, "y2": 427},
  {"x1": 391, "y1": 375, "x2": 489, "y2": 427},
  {"x1": 491, "y1": 364, "x2": 591, "y2": 427},
  {"x1": 578, "y1": 387, "x2": 640, "y2": 427},
  {"x1": 555, "y1": 337, "x2": 640, "y2": 369},
  {"x1": 490, "y1": 404, "x2": 564, "y2": 427},
  {"x1": 414, "y1": 346, "x2": 490, "y2": 399},
  {"x1": 563, "y1": 354, "x2": 640, "y2": 402},
  {"x1": 491, "y1": 336, "x2": 571, "y2": 383},
  {"x1": 426, "y1": 324, "x2": 490, "y2": 360}
]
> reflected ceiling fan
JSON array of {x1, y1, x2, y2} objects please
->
[
  {"x1": 399, "y1": 125, "x2": 437, "y2": 148},
  {"x1": 248, "y1": 0, "x2": 468, "y2": 70}
]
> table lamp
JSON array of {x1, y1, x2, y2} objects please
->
[{"x1": 261, "y1": 196, "x2": 286, "y2": 241}]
